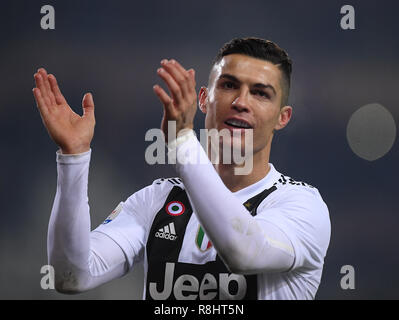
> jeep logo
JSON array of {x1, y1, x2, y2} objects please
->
[{"x1": 149, "y1": 262, "x2": 247, "y2": 300}]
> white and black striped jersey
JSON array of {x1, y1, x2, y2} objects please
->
[{"x1": 93, "y1": 163, "x2": 331, "y2": 300}]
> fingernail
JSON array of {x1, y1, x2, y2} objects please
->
[
  {"x1": 161, "y1": 59, "x2": 168, "y2": 65},
  {"x1": 158, "y1": 68, "x2": 164, "y2": 73},
  {"x1": 170, "y1": 59, "x2": 176, "y2": 64}
]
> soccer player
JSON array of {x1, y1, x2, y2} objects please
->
[{"x1": 33, "y1": 38, "x2": 331, "y2": 300}]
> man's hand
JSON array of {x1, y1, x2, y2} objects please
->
[
  {"x1": 153, "y1": 59, "x2": 197, "y2": 143},
  {"x1": 33, "y1": 68, "x2": 95, "y2": 154}
]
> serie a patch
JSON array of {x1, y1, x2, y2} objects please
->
[{"x1": 102, "y1": 202, "x2": 123, "y2": 224}]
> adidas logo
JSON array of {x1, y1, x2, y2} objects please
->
[{"x1": 155, "y1": 222, "x2": 177, "y2": 241}]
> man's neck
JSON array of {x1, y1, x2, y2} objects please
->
[{"x1": 214, "y1": 149, "x2": 271, "y2": 192}]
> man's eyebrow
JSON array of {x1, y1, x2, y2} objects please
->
[
  {"x1": 219, "y1": 73, "x2": 277, "y2": 95},
  {"x1": 219, "y1": 73, "x2": 240, "y2": 83}
]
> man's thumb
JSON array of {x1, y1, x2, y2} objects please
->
[{"x1": 82, "y1": 92, "x2": 95, "y2": 119}]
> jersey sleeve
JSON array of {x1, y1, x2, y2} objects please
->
[
  {"x1": 49, "y1": 149, "x2": 131, "y2": 293},
  {"x1": 256, "y1": 186, "x2": 331, "y2": 273},
  {"x1": 49, "y1": 146, "x2": 179, "y2": 293}
]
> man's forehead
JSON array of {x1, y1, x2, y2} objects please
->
[{"x1": 210, "y1": 54, "x2": 282, "y2": 88}]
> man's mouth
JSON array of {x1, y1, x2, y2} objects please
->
[{"x1": 224, "y1": 118, "x2": 253, "y2": 129}]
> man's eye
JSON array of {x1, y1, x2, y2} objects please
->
[
  {"x1": 222, "y1": 81, "x2": 236, "y2": 89},
  {"x1": 253, "y1": 90, "x2": 269, "y2": 98}
]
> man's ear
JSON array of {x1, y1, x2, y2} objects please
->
[
  {"x1": 198, "y1": 87, "x2": 208, "y2": 114},
  {"x1": 274, "y1": 106, "x2": 292, "y2": 131}
]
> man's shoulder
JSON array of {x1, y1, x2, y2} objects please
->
[
  {"x1": 152, "y1": 177, "x2": 185, "y2": 189},
  {"x1": 271, "y1": 172, "x2": 318, "y2": 194},
  {"x1": 266, "y1": 170, "x2": 327, "y2": 209},
  {"x1": 126, "y1": 177, "x2": 185, "y2": 205},
  {"x1": 260, "y1": 170, "x2": 331, "y2": 241},
  {"x1": 120, "y1": 177, "x2": 186, "y2": 222},
  {"x1": 265, "y1": 171, "x2": 331, "y2": 275}
]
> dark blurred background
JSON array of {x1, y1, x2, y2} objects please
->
[{"x1": 0, "y1": 0, "x2": 398, "y2": 299}]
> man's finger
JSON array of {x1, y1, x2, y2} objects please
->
[
  {"x1": 161, "y1": 60, "x2": 190, "y2": 98},
  {"x1": 153, "y1": 84, "x2": 176, "y2": 115},
  {"x1": 36, "y1": 69, "x2": 48, "y2": 95},
  {"x1": 170, "y1": 60, "x2": 196, "y2": 93},
  {"x1": 48, "y1": 74, "x2": 67, "y2": 105},
  {"x1": 169, "y1": 59, "x2": 190, "y2": 79},
  {"x1": 34, "y1": 73, "x2": 52, "y2": 109},
  {"x1": 38, "y1": 68, "x2": 56, "y2": 106},
  {"x1": 82, "y1": 93, "x2": 95, "y2": 121},
  {"x1": 163, "y1": 60, "x2": 196, "y2": 99},
  {"x1": 32, "y1": 87, "x2": 49, "y2": 116},
  {"x1": 157, "y1": 67, "x2": 183, "y2": 105},
  {"x1": 187, "y1": 69, "x2": 197, "y2": 95}
]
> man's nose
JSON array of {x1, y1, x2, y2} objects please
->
[{"x1": 232, "y1": 88, "x2": 250, "y2": 112}]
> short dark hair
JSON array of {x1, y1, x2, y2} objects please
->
[{"x1": 212, "y1": 37, "x2": 292, "y2": 106}]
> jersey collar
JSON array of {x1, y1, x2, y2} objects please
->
[{"x1": 232, "y1": 163, "x2": 280, "y2": 201}]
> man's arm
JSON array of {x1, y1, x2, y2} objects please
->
[
  {"x1": 33, "y1": 69, "x2": 130, "y2": 292},
  {"x1": 48, "y1": 149, "x2": 130, "y2": 293}
]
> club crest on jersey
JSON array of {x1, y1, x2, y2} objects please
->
[
  {"x1": 102, "y1": 202, "x2": 123, "y2": 224},
  {"x1": 196, "y1": 226, "x2": 212, "y2": 252},
  {"x1": 165, "y1": 201, "x2": 185, "y2": 216}
]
